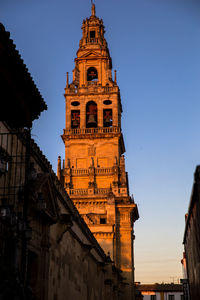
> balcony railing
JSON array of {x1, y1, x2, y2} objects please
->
[
  {"x1": 69, "y1": 188, "x2": 111, "y2": 196},
  {"x1": 87, "y1": 81, "x2": 98, "y2": 86},
  {"x1": 86, "y1": 38, "x2": 99, "y2": 44},
  {"x1": 95, "y1": 168, "x2": 113, "y2": 175},
  {"x1": 71, "y1": 169, "x2": 88, "y2": 175},
  {"x1": 63, "y1": 126, "x2": 121, "y2": 136},
  {"x1": 66, "y1": 85, "x2": 118, "y2": 95},
  {"x1": 95, "y1": 188, "x2": 110, "y2": 194},
  {"x1": 103, "y1": 86, "x2": 113, "y2": 92},
  {"x1": 0, "y1": 131, "x2": 27, "y2": 206},
  {"x1": 70, "y1": 189, "x2": 88, "y2": 195},
  {"x1": 71, "y1": 167, "x2": 113, "y2": 176}
]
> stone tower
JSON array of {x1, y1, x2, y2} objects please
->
[{"x1": 58, "y1": 4, "x2": 139, "y2": 299}]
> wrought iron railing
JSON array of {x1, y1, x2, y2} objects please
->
[{"x1": 0, "y1": 131, "x2": 27, "y2": 207}]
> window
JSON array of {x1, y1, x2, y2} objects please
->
[
  {"x1": 87, "y1": 67, "x2": 98, "y2": 82},
  {"x1": 71, "y1": 110, "x2": 80, "y2": 129},
  {"x1": 100, "y1": 218, "x2": 106, "y2": 224},
  {"x1": 71, "y1": 101, "x2": 80, "y2": 107},
  {"x1": 168, "y1": 295, "x2": 175, "y2": 300},
  {"x1": 90, "y1": 31, "x2": 95, "y2": 38},
  {"x1": 150, "y1": 295, "x2": 156, "y2": 300},
  {"x1": 103, "y1": 109, "x2": 112, "y2": 127},
  {"x1": 86, "y1": 101, "x2": 97, "y2": 128},
  {"x1": 103, "y1": 100, "x2": 112, "y2": 105},
  {"x1": 0, "y1": 156, "x2": 8, "y2": 175},
  {"x1": 0, "y1": 148, "x2": 9, "y2": 175}
]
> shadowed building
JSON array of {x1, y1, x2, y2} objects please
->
[
  {"x1": 0, "y1": 22, "x2": 48, "y2": 298},
  {"x1": 58, "y1": 4, "x2": 139, "y2": 299},
  {"x1": 183, "y1": 165, "x2": 200, "y2": 300}
]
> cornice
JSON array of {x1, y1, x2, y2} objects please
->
[{"x1": 93, "y1": 232, "x2": 114, "y2": 238}]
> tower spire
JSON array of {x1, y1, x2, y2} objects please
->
[{"x1": 91, "y1": 1, "x2": 96, "y2": 16}]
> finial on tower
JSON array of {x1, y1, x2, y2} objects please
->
[
  {"x1": 66, "y1": 72, "x2": 69, "y2": 88},
  {"x1": 57, "y1": 156, "x2": 61, "y2": 180},
  {"x1": 114, "y1": 70, "x2": 117, "y2": 84},
  {"x1": 91, "y1": 1, "x2": 96, "y2": 16}
]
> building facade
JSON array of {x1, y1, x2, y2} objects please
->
[
  {"x1": 137, "y1": 284, "x2": 184, "y2": 300},
  {"x1": 0, "y1": 21, "x2": 48, "y2": 299},
  {"x1": 180, "y1": 252, "x2": 190, "y2": 300},
  {"x1": 58, "y1": 4, "x2": 139, "y2": 299},
  {"x1": 183, "y1": 165, "x2": 200, "y2": 300}
]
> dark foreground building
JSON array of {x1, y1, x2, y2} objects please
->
[{"x1": 183, "y1": 165, "x2": 200, "y2": 300}]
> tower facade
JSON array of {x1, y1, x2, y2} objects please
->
[{"x1": 59, "y1": 5, "x2": 139, "y2": 298}]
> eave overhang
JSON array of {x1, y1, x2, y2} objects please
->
[{"x1": 0, "y1": 23, "x2": 47, "y2": 128}]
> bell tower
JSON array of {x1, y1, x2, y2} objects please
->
[{"x1": 59, "y1": 4, "x2": 139, "y2": 299}]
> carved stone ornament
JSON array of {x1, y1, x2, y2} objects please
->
[{"x1": 88, "y1": 145, "x2": 96, "y2": 156}]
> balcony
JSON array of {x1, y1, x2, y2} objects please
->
[
  {"x1": 69, "y1": 188, "x2": 111, "y2": 196},
  {"x1": 63, "y1": 126, "x2": 121, "y2": 137},
  {"x1": 71, "y1": 169, "x2": 88, "y2": 176},
  {"x1": 70, "y1": 188, "x2": 88, "y2": 195},
  {"x1": 95, "y1": 167, "x2": 113, "y2": 175},
  {"x1": 65, "y1": 84, "x2": 118, "y2": 95},
  {"x1": 70, "y1": 167, "x2": 113, "y2": 176},
  {"x1": 86, "y1": 38, "x2": 99, "y2": 44},
  {"x1": 87, "y1": 81, "x2": 98, "y2": 86}
]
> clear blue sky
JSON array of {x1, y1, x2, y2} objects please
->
[{"x1": 1, "y1": 0, "x2": 200, "y2": 283}]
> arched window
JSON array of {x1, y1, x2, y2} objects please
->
[
  {"x1": 86, "y1": 101, "x2": 97, "y2": 128},
  {"x1": 87, "y1": 67, "x2": 98, "y2": 82}
]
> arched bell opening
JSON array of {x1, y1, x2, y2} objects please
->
[
  {"x1": 71, "y1": 110, "x2": 80, "y2": 129},
  {"x1": 87, "y1": 67, "x2": 98, "y2": 82},
  {"x1": 90, "y1": 30, "x2": 96, "y2": 39},
  {"x1": 86, "y1": 101, "x2": 97, "y2": 128},
  {"x1": 103, "y1": 109, "x2": 112, "y2": 127}
]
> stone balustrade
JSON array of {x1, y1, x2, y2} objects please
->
[
  {"x1": 85, "y1": 38, "x2": 99, "y2": 44},
  {"x1": 63, "y1": 126, "x2": 121, "y2": 136},
  {"x1": 66, "y1": 84, "x2": 118, "y2": 95},
  {"x1": 71, "y1": 167, "x2": 113, "y2": 176},
  {"x1": 69, "y1": 187, "x2": 111, "y2": 196},
  {"x1": 95, "y1": 167, "x2": 113, "y2": 175},
  {"x1": 70, "y1": 189, "x2": 88, "y2": 195},
  {"x1": 71, "y1": 169, "x2": 89, "y2": 175},
  {"x1": 87, "y1": 81, "x2": 98, "y2": 86},
  {"x1": 95, "y1": 188, "x2": 110, "y2": 194}
]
